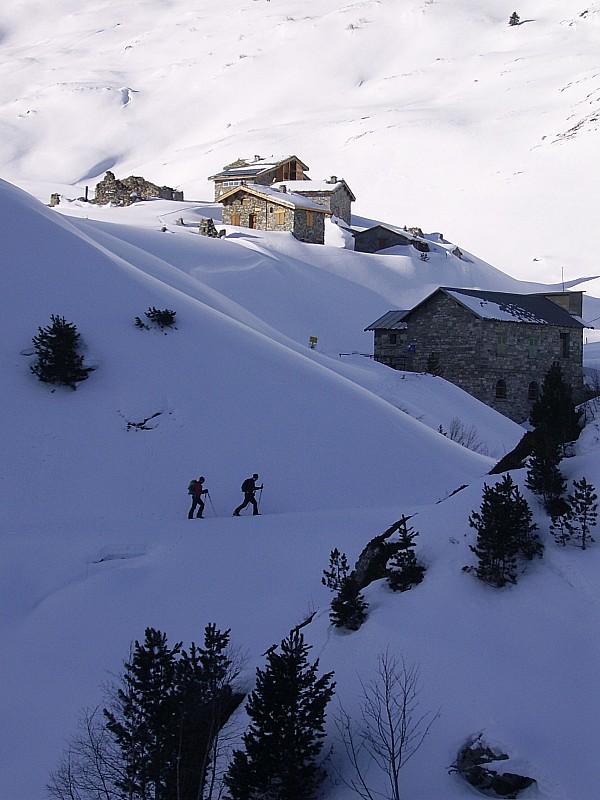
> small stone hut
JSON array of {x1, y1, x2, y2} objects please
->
[{"x1": 218, "y1": 183, "x2": 328, "y2": 245}]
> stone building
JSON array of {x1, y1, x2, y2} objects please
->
[
  {"x1": 209, "y1": 155, "x2": 355, "y2": 224},
  {"x1": 209, "y1": 155, "x2": 310, "y2": 199},
  {"x1": 92, "y1": 171, "x2": 183, "y2": 206},
  {"x1": 272, "y1": 177, "x2": 355, "y2": 225},
  {"x1": 365, "y1": 287, "x2": 588, "y2": 423},
  {"x1": 218, "y1": 183, "x2": 327, "y2": 245},
  {"x1": 353, "y1": 225, "x2": 413, "y2": 253}
]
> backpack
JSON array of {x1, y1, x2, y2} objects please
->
[
  {"x1": 241, "y1": 478, "x2": 254, "y2": 493},
  {"x1": 188, "y1": 480, "x2": 198, "y2": 495}
]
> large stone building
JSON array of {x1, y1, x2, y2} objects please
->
[
  {"x1": 209, "y1": 155, "x2": 355, "y2": 225},
  {"x1": 218, "y1": 183, "x2": 328, "y2": 244},
  {"x1": 365, "y1": 287, "x2": 588, "y2": 423}
]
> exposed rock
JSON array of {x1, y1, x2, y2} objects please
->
[
  {"x1": 92, "y1": 171, "x2": 183, "y2": 206},
  {"x1": 198, "y1": 218, "x2": 219, "y2": 237},
  {"x1": 450, "y1": 735, "x2": 536, "y2": 798}
]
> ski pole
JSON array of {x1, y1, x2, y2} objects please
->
[
  {"x1": 258, "y1": 487, "x2": 263, "y2": 511},
  {"x1": 207, "y1": 491, "x2": 217, "y2": 517}
]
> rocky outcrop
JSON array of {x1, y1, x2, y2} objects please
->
[
  {"x1": 92, "y1": 171, "x2": 183, "y2": 206},
  {"x1": 450, "y1": 735, "x2": 536, "y2": 798}
]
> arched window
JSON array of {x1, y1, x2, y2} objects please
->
[
  {"x1": 528, "y1": 381, "x2": 539, "y2": 401},
  {"x1": 495, "y1": 379, "x2": 507, "y2": 399}
]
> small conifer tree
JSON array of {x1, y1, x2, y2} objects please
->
[
  {"x1": 425, "y1": 352, "x2": 441, "y2": 377},
  {"x1": 525, "y1": 434, "x2": 567, "y2": 515},
  {"x1": 529, "y1": 361, "x2": 582, "y2": 450},
  {"x1": 224, "y1": 630, "x2": 335, "y2": 800},
  {"x1": 322, "y1": 549, "x2": 368, "y2": 631},
  {"x1": 468, "y1": 475, "x2": 540, "y2": 587},
  {"x1": 561, "y1": 477, "x2": 598, "y2": 550},
  {"x1": 509, "y1": 11, "x2": 520, "y2": 26},
  {"x1": 31, "y1": 315, "x2": 92, "y2": 389},
  {"x1": 386, "y1": 518, "x2": 426, "y2": 592}
]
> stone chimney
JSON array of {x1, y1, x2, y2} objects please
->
[
  {"x1": 328, "y1": 175, "x2": 338, "y2": 184},
  {"x1": 279, "y1": 184, "x2": 287, "y2": 193}
]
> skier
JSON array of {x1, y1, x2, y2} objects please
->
[
  {"x1": 188, "y1": 476, "x2": 208, "y2": 519},
  {"x1": 233, "y1": 473, "x2": 263, "y2": 516}
]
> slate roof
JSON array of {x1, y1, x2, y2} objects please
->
[
  {"x1": 365, "y1": 287, "x2": 587, "y2": 331},
  {"x1": 437, "y1": 288, "x2": 586, "y2": 327},
  {"x1": 217, "y1": 183, "x2": 329, "y2": 213},
  {"x1": 208, "y1": 155, "x2": 309, "y2": 181},
  {"x1": 364, "y1": 310, "x2": 410, "y2": 331}
]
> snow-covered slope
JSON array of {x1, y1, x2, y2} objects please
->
[
  {"x1": 1, "y1": 0, "x2": 600, "y2": 288},
  {"x1": 2, "y1": 175, "x2": 600, "y2": 800}
]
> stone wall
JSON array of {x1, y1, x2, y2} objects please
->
[
  {"x1": 93, "y1": 172, "x2": 183, "y2": 206},
  {"x1": 292, "y1": 185, "x2": 352, "y2": 224},
  {"x1": 221, "y1": 191, "x2": 324, "y2": 244},
  {"x1": 354, "y1": 227, "x2": 412, "y2": 253},
  {"x1": 373, "y1": 292, "x2": 584, "y2": 423}
]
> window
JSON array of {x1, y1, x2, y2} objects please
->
[
  {"x1": 306, "y1": 211, "x2": 314, "y2": 227},
  {"x1": 560, "y1": 332, "x2": 570, "y2": 358},
  {"x1": 230, "y1": 212, "x2": 240, "y2": 226},
  {"x1": 528, "y1": 337, "x2": 538, "y2": 358},
  {"x1": 496, "y1": 335, "x2": 507, "y2": 356},
  {"x1": 389, "y1": 333, "x2": 397, "y2": 345},
  {"x1": 242, "y1": 197, "x2": 251, "y2": 207},
  {"x1": 223, "y1": 180, "x2": 242, "y2": 188},
  {"x1": 275, "y1": 210, "x2": 285, "y2": 225},
  {"x1": 495, "y1": 379, "x2": 507, "y2": 399},
  {"x1": 528, "y1": 381, "x2": 539, "y2": 401}
]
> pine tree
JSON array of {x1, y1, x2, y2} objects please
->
[
  {"x1": 104, "y1": 628, "x2": 182, "y2": 800},
  {"x1": 509, "y1": 11, "x2": 520, "y2": 26},
  {"x1": 529, "y1": 361, "x2": 582, "y2": 450},
  {"x1": 174, "y1": 624, "x2": 242, "y2": 800},
  {"x1": 329, "y1": 577, "x2": 368, "y2": 631},
  {"x1": 386, "y1": 518, "x2": 426, "y2": 592},
  {"x1": 525, "y1": 434, "x2": 567, "y2": 515},
  {"x1": 425, "y1": 352, "x2": 441, "y2": 377},
  {"x1": 468, "y1": 475, "x2": 540, "y2": 587},
  {"x1": 321, "y1": 548, "x2": 350, "y2": 592},
  {"x1": 224, "y1": 631, "x2": 335, "y2": 800},
  {"x1": 31, "y1": 314, "x2": 92, "y2": 389},
  {"x1": 564, "y1": 477, "x2": 598, "y2": 550},
  {"x1": 322, "y1": 548, "x2": 368, "y2": 631}
]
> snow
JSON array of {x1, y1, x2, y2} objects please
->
[{"x1": 1, "y1": 2, "x2": 600, "y2": 799}]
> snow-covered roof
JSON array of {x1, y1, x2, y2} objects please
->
[
  {"x1": 276, "y1": 179, "x2": 356, "y2": 201},
  {"x1": 218, "y1": 183, "x2": 329, "y2": 213},
  {"x1": 443, "y1": 287, "x2": 586, "y2": 327},
  {"x1": 208, "y1": 155, "x2": 308, "y2": 181}
]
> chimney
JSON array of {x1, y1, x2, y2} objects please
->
[
  {"x1": 254, "y1": 154, "x2": 261, "y2": 161},
  {"x1": 328, "y1": 175, "x2": 338, "y2": 184},
  {"x1": 279, "y1": 184, "x2": 287, "y2": 193}
]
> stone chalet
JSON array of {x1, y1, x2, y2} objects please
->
[
  {"x1": 209, "y1": 154, "x2": 355, "y2": 224},
  {"x1": 365, "y1": 287, "x2": 588, "y2": 423},
  {"x1": 218, "y1": 183, "x2": 328, "y2": 245}
]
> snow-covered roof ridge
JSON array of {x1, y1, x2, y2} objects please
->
[
  {"x1": 441, "y1": 287, "x2": 587, "y2": 327},
  {"x1": 218, "y1": 182, "x2": 330, "y2": 213}
]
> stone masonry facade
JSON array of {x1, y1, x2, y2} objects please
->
[
  {"x1": 221, "y1": 190, "x2": 325, "y2": 245},
  {"x1": 372, "y1": 292, "x2": 585, "y2": 423}
]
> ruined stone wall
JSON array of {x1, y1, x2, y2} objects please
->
[{"x1": 93, "y1": 172, "x2": 183, "y2": 205}]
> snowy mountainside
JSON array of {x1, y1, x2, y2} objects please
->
[
  {"x1": 2, "y1": 173, "x2": 600, "y2": 800},
  {"x1": 0, "y1": 0, "x2": 599, "y2": 286}
]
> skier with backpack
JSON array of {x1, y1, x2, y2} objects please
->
[
  {"x1": 233, "y1": 473, "x2": 263, "y2": 516},
  {"x1": 188, "y1": 476, "x2": 208, "y2": 519}
]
